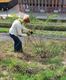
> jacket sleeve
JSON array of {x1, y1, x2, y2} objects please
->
[
  {"x1": 21, "y1": 24, "x2": 29, "y2": 33},
  {"x1": 16, "y1": 23, "x2": 29, "y2": 37}
]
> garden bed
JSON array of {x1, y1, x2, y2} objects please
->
[
  {"x1": 0, "y1": 39, "x2": 66, "y2": 80},
  {"x1": 1, "y1": 28, "x2": 66, "y2": 39},
  {"x1": 0, "y1": 16, "x2": 66, "y2": 31}
]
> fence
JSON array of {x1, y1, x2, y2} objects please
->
[{"x1": 20, "y1": 0, "x2": 64, "y2": 13}]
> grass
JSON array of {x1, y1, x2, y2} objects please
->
[
  {"x1": 35, "y1": 30, "x2": 66, "y2": 38},
  {"x1": 1, "y1": 15, "x2": 66, "y2": 31},
  {"x1": 27, "y1": 23, "x2": 66, "y2": 31},
  {"x1": 1, "y1": 27, "x2": 66, "y2": 38},
  {"x1": 0, "y1": 28, "x2": 9, "y2": 33},
  {"x1": 0, "y1": 40, "x2": 66, "y2": 80},
  {"x1": 0, "y1": 14, "x2": 66, "y2": 80},
  {"x1": 25, "y1": 38, "x2": 66, "y2": 58}
]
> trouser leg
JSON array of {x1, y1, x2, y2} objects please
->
[
  {"x1": 9, "y1": 34, "x2": 23, "y2": 52},
  {"x1": 15, "y1": 39, "x2": 23, "y2": 52}
]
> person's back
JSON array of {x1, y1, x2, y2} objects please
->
[
  {"x1": 9, "y1": 19, "x2": 21, "y2": 36},
  {"x1": 9, "y1": 19, "x2": 29, "y2": 37}
]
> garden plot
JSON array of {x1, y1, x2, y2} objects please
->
[
  {"x1": 0, "y1": 15, "x2": 66, "y2": 79},
  {"x1": 0, "y1": 37, "x2": 66, "y2": 80}
]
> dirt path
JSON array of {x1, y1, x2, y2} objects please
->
[
  {"x1": 0, "y1": 33, "x2": 11, "y2": 41},
  {"x1": 0, "y1": 33, "x2": 66, "y2": 41},
  {"x1": 0, "y1": 33, "x2": 24, "y2": 41},
  {"x1": 1, "y1": 33, "x2": 66, "y2": 41}
]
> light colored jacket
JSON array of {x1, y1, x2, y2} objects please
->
[{"x1": 9, "y1": 19, "x2": 29, "y2": 36}]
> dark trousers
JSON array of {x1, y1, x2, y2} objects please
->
[{"x1": 9, "y1": 34, "x2": 23, "y2": 52}]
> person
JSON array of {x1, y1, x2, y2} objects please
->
[{"x1": 9, "y1": 15, "x2": 33, "y2": 53}]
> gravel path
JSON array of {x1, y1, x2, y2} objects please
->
[
  {"x1": 0, "y1": 33, "x2": 24, "y2": 42},
  {"x1": 0, "y1": 33, "x2": 11, "y2": 41},
  {"x1": 0, "y1": 33, "x2": 66, "y2": 41}
]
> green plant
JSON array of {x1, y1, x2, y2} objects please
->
[{"x1": 0, "y1": 28, "x2": 9, "y2": 33}]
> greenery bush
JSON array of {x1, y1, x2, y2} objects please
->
[
  {"x1": 0, "y1": 14, "x2": 66, "y2": 31},
  {"x1": 27, "y1": 24, "x2": 66, "y2": 31},
  {"x1": 24, "y1": 37, "x2": 66, "y2": 64}
]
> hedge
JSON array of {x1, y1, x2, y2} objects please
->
[{"x1": 0, "y1": 16, "x2": 66, "y2": 31}]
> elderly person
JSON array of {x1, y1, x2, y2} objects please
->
[{"x1": 9, "y1": 15, "x2": 32, "y2": 52}]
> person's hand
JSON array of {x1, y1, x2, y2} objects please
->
[
  {"x1": 27, "y1": 29, "x2": 33, "y2": 36},
  {"x1": 29, "y1": 29, "x2": 33, "y2": 34}
]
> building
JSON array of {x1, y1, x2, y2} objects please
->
[
  {"x1": 0, "y1": 0, "x2": 11, "y2": 3},
  {"x1": 0, "y1": 0, "x2": 18, "y2": 11},
  {"x1": 0, "y1": 0, "x2": 66, "y2": 13}
]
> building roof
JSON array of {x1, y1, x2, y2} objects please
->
[{"x1": 0, "y1": 0, "x2": 11, "y2": 3}]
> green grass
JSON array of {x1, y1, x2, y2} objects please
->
[
  {"x1": 0, "y1": 56, "x2": 65, "y2": 80},
  {"x1": 0, "y1": 40, "x2": 66, "y2": 80},
  {"x1": 0, "y1": 57, "x2": 65, "y2": 80},
  {"x1": 35, "y1": 30, "x2": 66, "y2": 38},
  {"x1": 1, "y1": 27, "x2": 66, "y2": 38},
  {"x1": 0, "y1": 28, "x2": 9, "y2": 33},
  {"x1": 1, "y1": 15, "x2": 66, "y2": 31},
  {"x1": 0, "y1": 16, "x2": 17, "y2": 27},
  {"x1": 0, "y1": 14, "x2": 66, "y2": 80}
]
